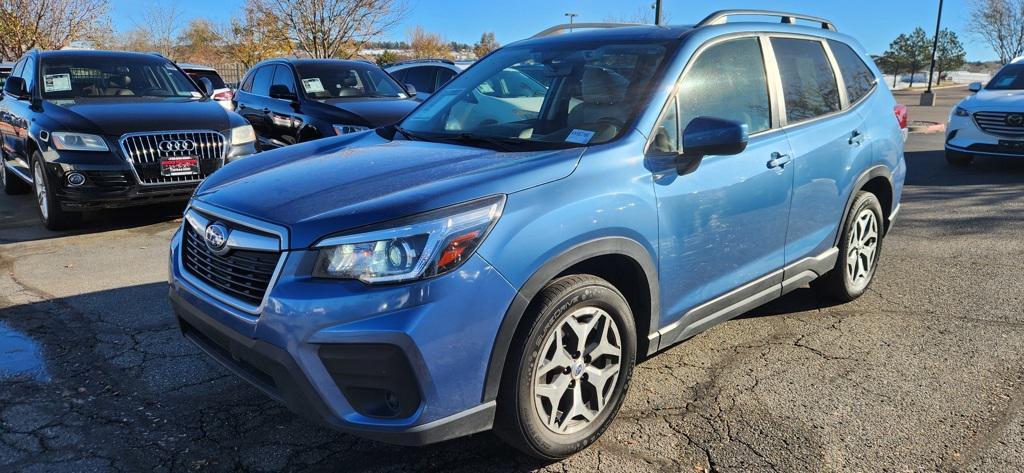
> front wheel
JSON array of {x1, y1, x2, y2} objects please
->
[
  {"x1": 494, "y1": 274, "x2": 636, "y2": 460},
  {"x1": 813, "y1": 191, "x2": 884, "y2": 302},
  {"x1": 32, "y1": 154, "x2": 80, "y2": 230}
]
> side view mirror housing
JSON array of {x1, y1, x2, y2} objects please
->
[
  {"x1": 673, "y1": 116, "x2": 749, "y2": 174},
  {"x1": 198, "y1": 76, "x2": 216, "y2": 96},
  {"x1": 968, "y1": 82, "x2": 983, "y2": 93},
  {"x1": 4, "y1": 76, "x2": 30, "y2": 100},
  {"x1": 268, "y1": 84, "x2": 298, "y2": 102},
  {"x1": 404, "y1": 83, "x2": 417, "y2": 97}
]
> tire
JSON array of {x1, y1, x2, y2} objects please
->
[
  {"x1": 31, "y1": 153, "x2": 80, "y2": 230},
  {"x1": 2, "y1": 159, "x2": 30, "y2": 195},
  {"x1": 812, "y1": 191, "x2": 884, "y2": 302},
  {"x1": 494, "y1": 274, "x2": 637, "y2": 460},
  {"x1": 945, "y1": 149, "x2": 973, "y2": 166}
]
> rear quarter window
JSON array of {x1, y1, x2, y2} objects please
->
[
  {"x1": 771, "y1": 37, "x2": 841, "y2": 124},
  {"x1": 827, "y1": 40, "x2": 876, "y2": 104}
]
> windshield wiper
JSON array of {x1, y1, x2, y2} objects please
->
[{"x1": 393, "y1": 126, "x2": 426, "y2": 142}]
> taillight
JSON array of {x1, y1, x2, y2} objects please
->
[
  {"x1": 212, "y1": 90, "x2": 234, "y2": 101},
  {"x1": 894, "y1": 104, "x2": 908, "y2": 129}
]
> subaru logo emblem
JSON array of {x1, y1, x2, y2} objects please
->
[
  {"x1": 159, "y1": 139, "x2": 197, "y2": 153},
  {"x1": 573, "y1": 363, "x2": 584, "y2": 377},
  {"x1": 1007, "y1": 114, "x2": 1024, "y2": 127},
  {"x1": 204, "y1": 223, "x2": 229, "y2": 253}
]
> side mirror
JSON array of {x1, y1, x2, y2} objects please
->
[
  {"x1": 198, "y1": 76, "x2": 216, "y2": 96},
  {"x1": 268, "y1": 84, "x2": 297, "y2": 102},
  {"x1": 404, "y1": 83, "x2": 417, "y2": 97},
  {"x1": 968, "y1": 82, "x2": 983, "y2": 93},
  {"x1": 4, "y1": 76, "x2": 29, "y2": 100},
  {"x1": 676, "y1": 117, "x2": 749, "y2": 174}
]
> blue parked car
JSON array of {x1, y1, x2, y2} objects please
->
[{"x1": 168, "y1": 10, "x2": 906, "y2": 459}]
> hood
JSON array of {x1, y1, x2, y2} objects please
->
[
  {"x1": 319, "y1": 97, "x2": 419, "y2": 127},
  {"x1": 195, "y1": 133, "x2": 583, "y2": 248},
  {"x1": 43, "y1": 98, "x2": 233, "y2": 136},
  {"x1": 961, "y1": 89, "x2": 1024, "y2": 110}
]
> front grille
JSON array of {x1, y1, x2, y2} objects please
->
[
  {"x1": 120, "y1": 131, "x2": 225, "y2": 185},
  {"x1": 182, "y1": 225, "x2": 279, "y2": 307},
  {"x1": 973, "y1": 112, "x2": 1024, "y2": 137}
]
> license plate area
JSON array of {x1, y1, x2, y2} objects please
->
[
  {"x1": 998, "y1": 140, "x2": 1024, "y2": 151},
  {"x1": 160, "y1": 156, "x2": 200, "y2": 177}
]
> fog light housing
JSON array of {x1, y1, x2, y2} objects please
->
[{"x1": 66, "y1": 172, "x2": 86, "y2": 187}]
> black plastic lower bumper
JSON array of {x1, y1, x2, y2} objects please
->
[
  {"x1": 56, "y1": 172, "x2": 196, "y2": 210},
  {"x1": 168, "y1": 287, "x2": 495, "y2": 446}
]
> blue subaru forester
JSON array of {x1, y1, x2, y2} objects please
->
[{"x1": 169, "y1": 10, "x2": 906, "y2": 459}]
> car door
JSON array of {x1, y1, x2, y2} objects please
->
[
  {"x1": 651, "y1": 36, "x2": 795, "y2": 340},
  {"x1": 235, "y1": 65, "x2": 275, "y2": 148},
  {"x1": 769, "y1": 37, "x2": 875, "y2": 265},
  {"x1": 265, "y1": 65, "x2": 303, "y2": 147},
  {"x1": 2, "y1": 57, "x2": 34, "y2": 177}
]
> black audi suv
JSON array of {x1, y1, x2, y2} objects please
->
[
  {"x1": 234, "y1": 58, "x2": 419, "y2": 149},
  {"x1": 0, "y1": 50, "x2": 257, "y2": 230}
]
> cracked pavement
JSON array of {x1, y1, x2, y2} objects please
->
[{"x1": 1, "y1": 86, "x2": 1023, "y2": 472}]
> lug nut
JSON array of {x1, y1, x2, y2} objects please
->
[{"x1": 564, "y1": 367, "x2": 571, "y2": 374}]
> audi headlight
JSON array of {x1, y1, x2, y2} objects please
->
[
  {"x1": 954, "y1": 107, "x2": 970, "y2": 117},
  {"x1": 312, "y1": 195, "x2": 505, "y2": 284},
  {"x1": 51, "y1": 132, "x2": 108, "y2": 152},
  {"x1": 230, "y1": 124, "x2": 256, "y2": 145},
  {"x1": 333, "y1": 124, "x2": 370, "y2": 135}
]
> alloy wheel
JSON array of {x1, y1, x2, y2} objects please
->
[
  {"x1": 846, "y1": 208, "x2": 879, "y2": 287},
  {"x1": 532, "y1": 306, "x2": 622, "y2": 435},
  {"x1": 34, "y1": 162, "x2": 48, "y2": 221}
]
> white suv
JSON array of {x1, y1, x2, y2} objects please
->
[
  {"x1": 385, "y1": 59, "x2": 470, "y2": 99},
  {"x1": 946, "y1": 62, "x2": 1024, "y2": 166}
]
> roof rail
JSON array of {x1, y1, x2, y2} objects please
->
[
  {"x1": 389, "y1": 58, "x2": 455, "y2": 67},
  {"x1": 532, "y1": 22, "x2": 643, "y2": 39},
  {"x1": 698, "y1": 10, "x2": 837, "y2": 32}
]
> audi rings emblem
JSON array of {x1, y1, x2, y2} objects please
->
[{"x1": 159, "y1": 139, "x2": 197, "y2": 153}]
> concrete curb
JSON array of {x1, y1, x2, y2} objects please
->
[{"x1": 908, "y1": 121, "x2": 946, "y2": 134}]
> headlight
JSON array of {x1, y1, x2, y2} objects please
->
[
  {"x1": 333, "y1": 124, "x2": 370, "y2": 135},
  {"x1": 230, "y1": 124, "x2": 256, "y2": 145},
  {"x1": 51, "y1": 132, "x2": 108, "y2": 151},
  {"x1": 954, "y1": 107, "x2": 970, "y2": 117},
  {"x1": 312, "y1": 195, "x2": 505, "y2": 283}
]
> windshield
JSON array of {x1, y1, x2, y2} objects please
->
[
  {"x1": 39, "y1": 55, "x2": 201, "y2": 100},
  {"x1": 987, "y1": 65, "x2": 1024, "y2": 90},
  {"x1": 398, "y1": 41, "x2": 672, "y2": 150},
  {"x1": 294, "y1": 62, "x2": 407, "y2": 99}
]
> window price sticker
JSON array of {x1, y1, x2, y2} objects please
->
[
  {"x1": 43, "y1": 73, "x2": 72, "y2": 92},
  {"x1": 302, "y1": 78, "x2": 326, "y2": 93},
  {"x1": 566, "y1": 129, "x2": 596, "y2": 144}
]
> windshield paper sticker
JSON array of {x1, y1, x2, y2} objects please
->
[
  {"x1": 566, "y1": 129, "x2": 596, "y2": 144},
  {"x1": 301, "y1": 78, "x2": 326, "y2": 93},
  {"x1": 43, "y1": 73, "x2": 72, "y2": 92}
]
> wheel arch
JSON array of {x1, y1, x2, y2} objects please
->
[
  {"x1": 481, "y1": 236, "x2": 659, "y2": 403},
  {"x1": 835, "y1": 165, "x2": 895, "y2": 245}
]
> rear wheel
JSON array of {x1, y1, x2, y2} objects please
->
[
  {"x1": 31, "y1": 153, "x2": 80, "y2": 230},
  {"x1": 2, "y1": 159, "x2": 30, "y2": 195},
  {"x1": 945, "y1": 149, "x2": 973, "y2": 166},
  {"x1": 812, "y1": 191, "x2": 884, "y2": 302},
  {"x1": 494, "y1": 274, "x2": 636, "y2": 460}
]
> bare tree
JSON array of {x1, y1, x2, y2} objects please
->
[
  {"x1": 225, "y1": 0, "x2": 293, "y2": 68},
  {"x1": 0, "y1": 0, "x2": 110, "y2": 59},
  {"x1": 968, "y1": 0, "x2": 1024, "y2": 64},
  {"x1": 257, "y1": 0, "x2": 407, "y2": 59},
  {"x1": 136, "y1": 2, "x2": 185, "y2": 58},
  {"x1": 178, "y1": 19, "x2": 224, "y2": 64},
  {"x1": 604, "y1": 3, "x2": 670, "y2": 24}
]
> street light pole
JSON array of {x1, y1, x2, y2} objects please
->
[
  {"x1": 565, "y1": 12, "x2": 579, "y2": 32},
  {"x1": 654, "y1": 0, "x2": 663, "y2": 26},
  {"x1": 921, "y1": 0, "x2": 944, "y2": 106}
]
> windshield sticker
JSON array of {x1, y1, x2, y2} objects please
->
[
  {"x1": 43, "y1": 73, "x2": 72, "y2": 92},
  {"x1": 566, "y1": 129, "x2": 596, "y2": 144},
  {"x1": 302, "y1": 78, "x2": 326, "y2": 93}
]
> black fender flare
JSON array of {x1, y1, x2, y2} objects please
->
[
  {"x1": 480, "y1": 236, "x2": 660, "y2": 403},
  {"x1": 833, "y1": 164, "x2": 894, "y2": 246}
]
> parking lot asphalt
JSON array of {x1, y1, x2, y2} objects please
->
[{"x1": 1, "y1": 85, "x2": 1022, "y2": 472}]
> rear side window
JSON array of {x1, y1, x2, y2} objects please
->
[
  {"x1": 436, "y1": 68, "x2": 456, "y2": 88},
  {"x1": 828, "y1": 40, "x2": 876, "y2": 104},
  {"x1": 677, "y1": 37, "x2": 771, "y2": 135},
  {"x1": 403, "y1": 66, "x2": 437, "y2": 93},
  {"x1": 249, "y1": 66, "x2": 274, "y2": 96},
  {"x1": 771, "y1": 38, "x2": 840, "y2": 123},
  {"x1": 271, "y1": 65, "x2": 297, "y2": 96},
  {"x1": 240, "y1": 71, "x2": 255, "y2": 91}
]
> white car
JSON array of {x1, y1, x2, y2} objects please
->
[
  {"x1": 179, "y1": 63, "x2": 234, "y2": 111},
  {"x1": 386, "y1": 59, "x2": 471, "y2": 99},
  {"x1": 946, "y1": 61, "x2": 1024, "y2": 166}
]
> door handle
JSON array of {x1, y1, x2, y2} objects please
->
[
  {"x1": 767, "y1": 152, "x2": 792, "y2": 169},
  {"x1": 262, "y1": 107, "x2": 270, "y2": 113},
  {"x1": 237, "y1": 103, "x2": 246, "y2": 110},
  {"x1": 849, "y1": 130, "x2": 865, "y2": 146}
]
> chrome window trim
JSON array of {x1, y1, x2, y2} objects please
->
[
  {"x1": 118, "y1": 130, "x2": 228, "y2": 186},
  {"x1": 177, "y1": 199, "x2": 290, "y2": 316}
]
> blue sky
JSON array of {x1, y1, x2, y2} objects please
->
[{"x1": 109, "y1": 0, "x2": 993, "y2": 61}]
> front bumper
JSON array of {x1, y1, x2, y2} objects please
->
[
  {"x1": 946, "y1": 113, "x2": 1024, "y2": 158},
  {"x1": 167, "y1": 216, "x2": 519, "y2": 445}
]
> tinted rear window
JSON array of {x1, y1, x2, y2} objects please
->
[
  {"x1": 250, "y1": 66, "x2": 275, "y2": 96},
  {"x1": 772, "y1": 38, "x2": 841, "y2": 123},
  {"x1": 186, "y1": 69, "x2": 227, "y2": 89},
  {"x1": 827, "y1": 40, "x2": 876, "y2": 104}
]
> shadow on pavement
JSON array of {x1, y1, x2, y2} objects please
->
[
  {"x1": 904, "y1": 148, "x2": 1024, "y2": 187},
  {"x1": 0, "y1": 196, "x2": 186, "y2": 245}
]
